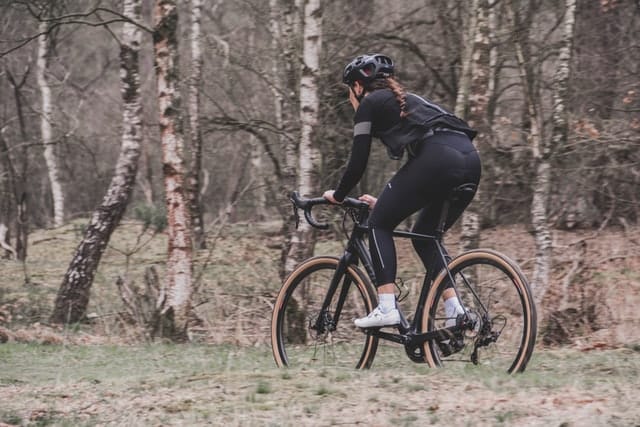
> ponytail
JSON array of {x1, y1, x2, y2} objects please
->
[
  {"x1": 364, "y1": 77, "x2": 408, "y2": 118},
  {"x1": 386, "y1": 77, "x2": 408, "y2": 118}
]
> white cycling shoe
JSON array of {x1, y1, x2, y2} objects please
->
[{"x1": 354, "y1": 306, "x2": 401, "y2": 328}]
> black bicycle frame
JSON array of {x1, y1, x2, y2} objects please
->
[{"x1": 316, "y1": 218, "x2": 467, "y2": 362}]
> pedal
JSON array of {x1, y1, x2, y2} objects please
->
[
  {"x1": 437, "y1": 337, "x2": 464, "y2": 357},
  {"x1": 437, "y1": 314, "x2": 467, "y2": 357}
]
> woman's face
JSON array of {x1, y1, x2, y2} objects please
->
[{"x1": 348, "y1": 81, "x2": 363, "y2": 111}]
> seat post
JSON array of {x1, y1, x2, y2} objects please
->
[
  {"x1": 435, "y1": 199, "x2": 450, "y2": 240},
  {"x1": 435, "y1": 183, "x2": 477, "y2": 240}
]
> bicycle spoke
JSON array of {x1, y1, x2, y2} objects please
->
[
  {"x1": 272, "y1": 257, "x2": 378, "y2": 369},
  {"x1": 424, "y1": 250, "x2": 537, "y2": 373}
]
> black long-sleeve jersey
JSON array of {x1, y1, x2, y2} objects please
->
[{"x1": 333, "y1": 88, "x2": 476, "y2": 202}]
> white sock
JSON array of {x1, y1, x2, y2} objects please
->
[
  {"x1": 378, "y1": 293, "x2": 396, "y2": 314},
  {"x1": 444, "y1": 296, "x2": 464, "y2": 319}
]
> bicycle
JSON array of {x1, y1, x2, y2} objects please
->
[{"x1": 271, "y1": 184, "x2": 537, "y2": 373}]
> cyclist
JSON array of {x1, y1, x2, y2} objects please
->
[{"x1": 323, "y1": 53, "x2": 481, "y2": 328}]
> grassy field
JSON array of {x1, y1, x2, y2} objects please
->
[
  {"x1": 1, "y1": 220, "x2": 639, "y2": 425},
  {"x1": 1, "y1": 343, "x2": 639, "y2": 426}
]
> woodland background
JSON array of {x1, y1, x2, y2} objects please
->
[{"x1": 0, "y1": 0, "x2": 639, "y2": 345}]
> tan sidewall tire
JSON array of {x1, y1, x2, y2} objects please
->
[
  {"x1": 271, "y1": 256, "x2": 378, "y2": 368},
  {"x1": 421, "y1": 249, "x2": 537, "y2": 372}
]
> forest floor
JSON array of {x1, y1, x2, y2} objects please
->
[{"x1": 0, "y1": 220, "x2": 639, "y2": 425}]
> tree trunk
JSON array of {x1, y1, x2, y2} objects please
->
[
  {"x1": 269, "y1": 0, "x2": 300, "y2": 189},
  {"x1": 454, "y1": 0, "x2": 477, "y2": 119},
  {"x1": 460, "y1": 0, "x2": 491, "y2": 253},
  {"x1": 136, "y1": 134, "x2": 155, "y2": 205},
  {"x1": 37, "y1": 20, "x2": 64, "y2": 227},
  {"x1": 50, "y1": 0, "x2": 144, "y2": 324},
  {"x1": 0, "y1": 133, "x2": 17, "y2": 259},
  {"x1": 269, "y1": 0, "x2": 304, "y2": 279},
  {"x1": 6, "y1": 70, "x2": 30, "y2": 262},
  {"x1": 266, "y1": 0, "x2": 294, "y2": 224},
  {"x1": 0, "y1": 130, "x2": 19, "y2": 260},
  {"x1": 283, "y1": 0, "x2": 322, "y2": 277},
  {"x1": 248, "y1": 134, "x2": 268, "y2": 220},
  {"x1": 509, "y1": 2, "x2": 547, "y2": 299},
  {"x1": 153, "y1": 0, "x2": 194, "y2": 341},
  {"x1": 186, "y1": 0, "x2": 206, "y2": 249},
  {"x1": 535, "y1": 0, "x2": 576, "y2": 304}
]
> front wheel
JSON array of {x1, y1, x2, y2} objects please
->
[
  {"x1": 422, "y1": 249, "x2": 537, "y2": 373},
  {"x1": 271, "y1": 256, "x2": 378, "y2": 369}
]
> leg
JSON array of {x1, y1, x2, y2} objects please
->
[
  {"x1": 355, "y1": 164, "x2": 428, "y2": 328},
  {"x1": 412, "y1": 201, "x2": 475, "y2": 323}
]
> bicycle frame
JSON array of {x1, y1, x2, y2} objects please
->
[
  {"x1": 283, "y1": 188, "x2": 535, "y2": 371},
  {"x1": 317, "y1": 217, "x2": 468, "y2": 363}
]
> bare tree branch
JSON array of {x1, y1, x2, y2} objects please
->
[{"x1": 1, "y1": 3, "x2": 152, "y2": 57}]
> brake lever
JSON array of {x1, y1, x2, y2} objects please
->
[{"x1": 291, "y1": 201, "x2": 300, "y2": 230}]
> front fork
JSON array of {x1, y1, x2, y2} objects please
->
[{"x1": 312, "y1": 250, "x2": 359, "y2": 334}]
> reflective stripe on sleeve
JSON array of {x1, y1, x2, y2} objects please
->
[{"x1": 353, "y1": 121, "x2": 372, "y2": 136}]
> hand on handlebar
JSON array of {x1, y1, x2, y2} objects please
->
[
  {"x1": 323, "y1": 190, "x2": 342, "y2": 204},
  {"x1": 291, "y1": 190, "x2": 371, "y2": 230},
  {"x1": 358, "y1": 194, "x2": 377, "y2": 209}
]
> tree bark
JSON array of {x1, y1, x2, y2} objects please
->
[
  {"x1": 454, "y1": 1, "x2": 477, "y2": 119},
  {"x1": 6, "y1": 70, "x2": 30, "y2": 261},
  {"x1": 50, "y1": 0, "x2": 144, "y2": 324},
  {"x1": 460, "y1": 0, "x2": 491, "y2": 253},
  {"x1": 534, "y1": 0, "x2": 576, "y2": 304},
  {"x1": 508, "y1": 3, "x2": 547, "y2": 300},
  {"x1": 0, "y1": 132, "x2": 17, "y2": 259},
  {"x1": 508, "y1": 0, "x2": 576, "y2": 303},
  {"x1": 37, "y1": 19, "x2": 64, "y2": 227},
  {"x1": 186, "y1": 0, "x2": 206, "y2": 249},
  {"x1": 248, "y1": 134, "x2": 268, "y2": 220},
  {"x1": 153, "y1": 0, "x2": 194, "y2": 341},
  {"x1": 0, "y1": 129, "x2": 20, "y2": 260},
  {"x1": 283, "y1": 0, "x2": 322, "y2": 277},
  {"x1": 269, "y1": 0, "x2": 305, "y2": 279},
  {"x1": 268, "y1": 0, "x2": 297, "y2": 224}
]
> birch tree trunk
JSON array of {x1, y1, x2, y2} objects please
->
[
  {"x1": 551, "y1": 0, "x2": 576, "y2": 171},
  {"x1": 186, "y1": 0, "x2": 206, "y2": 249},
  {"x1": 508, "y1": 1, "x2": 551, "y2": 303},
  {"x1": 153, "y1": 0, "x2": 194, "y2": 341},
  {"x1": 538, "y1": 0, "x2": 576, "y2": 305},
  {"x1": 50, "y1": 0, "x2": 144, "y2": 324},
  {"x1": 269, "y1": 0, "x2": 299, "y2": 192},
  {"x1": 269, "y1": 0, "x2": 305, "y2": 279},
  {"x1": 454, "y1": 0, "x2": 477, "y2": 119},
  {"x1": 459, "y1": 0, "x2": 491, "y2": 253},
  {"x1": 37, "y1": 20, "x2": 64, "y2": 227},
  {"x1": 283, "y1": 0, "x2": 322, "y2": 277}
]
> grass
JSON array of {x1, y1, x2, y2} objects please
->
[{"x1": 1, "y1": 343, "x2": 639, "y2": 426}]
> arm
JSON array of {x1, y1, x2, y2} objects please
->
[
  {"x1": 333, "y1": 134, "x2": 371, "y2": 202},
  {"x1": 332, "y1": 98, "x2": 375, "y2": 202}
]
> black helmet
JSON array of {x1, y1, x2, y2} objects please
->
[{"x1": 342, "y1": 53, "x2": 394, "y2": 86}]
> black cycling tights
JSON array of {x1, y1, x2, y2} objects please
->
[{"x1": 368, "y1": 131, "x2": 481, "y2": 286}]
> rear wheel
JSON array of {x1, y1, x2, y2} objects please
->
[
  {"x1": 422, "y1": 249, "x2": 537, "y2": 373},
  {"x1": 271, "y1": 256, "x2": 378, "y2": 369}
]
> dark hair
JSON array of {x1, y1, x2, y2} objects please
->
[{"x1": 364, "y1": 77, "x2": 408, "y2": 118}]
